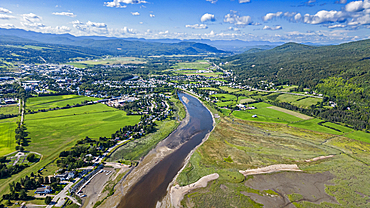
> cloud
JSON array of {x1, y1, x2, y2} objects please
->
[
  {"x1": 345, "y1": 0, "x2": 367, "y2": 12},
  {"x1": 21, "y1": 22, "x2": 46, "y2": 29},
  {"x1": 0, "y1": 23, "x2": 15, "y2": 28},
  {"x1": 239, "y1": 0, "x2": 251, "y2": 3},
  {"x1": 224, "y1": 10, "x2": 253, "y2": 27},
  {"x1": 263, "y1": 12, "x2": 283, "y2": 21},
  {"x1": 150, "y1": 14, "x2": 155, "y2": 17},
  {"x1": 0, "y1": 14, "x2": 15, "y2": 19},
  {"x1": 335, "y1": 0, "x2": 347, "y2": 4},
  {"x1": 185, "y1": 24, "x2": 208, "y2": 29},
  {"x1": 86, "y1": 21, "x2": 107, "y2": 28},
  {"x1": 72, "y1": 20, "x2": 108, "y2": 34},
  {"x1": 131, "y1": 12, "x2": 140, "y2": 16},
  {"x1": 0, "y1": 7, "x2": 12, "y2": 14},
  {"x1": 228, "y1": 27, "x2": 240, "y2": 31},
  {"x1": 201, "y1": 13, "x2": 215, "y2": 22},
  {"x1": 52, "y1": 12, "x2": 76, "y2": 17},
  {"x1": 22, "y1": 13, "x2": 42, "y2": 22},
  {"x1": 328, "y1": 24, "x2": 346, "y2": 28},
  {"x1": 206, "y1": 0, "x2": 218, "y2": 3},
  {"x1": 104, "y1": 0, "x2": 147, "y2": 8},
  {"x1": 263, "y1": 25, "x2": 282, "y2": 30},
  {"x1": 303, "y1": 10, "x2": 346, "y2": 24}
]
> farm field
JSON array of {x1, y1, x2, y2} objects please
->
[
  {"x1": 68, "y1": 57, "x2": 146, "y2": 67},
  {"x1": 211, "y1": 93, "x2": 237, "y2": 101},
  {"x1": 291, "y1": 97, "x2": 322, "y2": 108},
  {"x1": 219, "y1": 86, "x2": 241, "y2": 93},
  {"x1": 275, "y1": 93, "x2": 302, "y2": 103},
  {"x1": 0, "y1": 105, "x2": 19, "y2": 115},
  {"x1": 172, "y1": 60, "x2": 211, "y2": 70},
  {"x1": 199, "y1": 87, "x2": 219, "y2": 91},
  {"x1": 25, "y1": 104, "x2": 141, "y2": 157},
  {"x1": 345, "y1": 131, "x2": 370, "y2": 144},
  {"x1": 0, "y1": 117, "x2": 17, "y2": 156},
  {"x1": 26, "y1": 95, "x2": 100, "y2": 111},
  {"x1": 289, "y1": 118, "x2": 347, "y2": 136},
  {"x1": 232, "y1": 102, "x2": 304, "y2": 123}
]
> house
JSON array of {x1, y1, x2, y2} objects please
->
[
  {"x1": 66, "y1": 171, "x2": 76, "y2": 180},
  {"x1": 35, "y1": 186, "x2": 52, "y2": 194},
  {"x1": 54, "y1": 172, "x2": 68, "y2": 180},
  {"x1": 252, "y1": 115, "x2": 258, "y2": 118},
  {"x1": 236, "y1": 104, "x2": 246, "y2": 110}
]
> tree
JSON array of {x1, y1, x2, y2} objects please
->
[
  {"x1": 27, "y1": 154, "x2": 37, "y2": 162},
  {"x1": 45, "y1": 196, "x2": 52, "y2": 205},
  {"x1": 19, "y1": 189, "x2": 27, "y2": 200}
]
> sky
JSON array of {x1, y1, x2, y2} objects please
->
[{"x1": 0, "y1": 0, "x2": 370, "y2": 44}]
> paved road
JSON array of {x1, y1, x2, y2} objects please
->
[{"x1": 46, "y1": 181, "x2": 81, "y2": 208}]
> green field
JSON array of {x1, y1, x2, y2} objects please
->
[
  {"x1": 68, "y1": 57, "x2": 146, "y2": 67},
  {"x1": 278, "y1": 85, "x2": 298, "y2": 92},
  {"x1": 232, "y1": 102, "x2": 304, "y2": 123},
  {"x1": 27, "y1": 95, "x2": 100, "y2": 111},
  {"x1": 0, "y1": 105, "x2": 19, "y2": 115},
  {"x1": 211, "y1": 94, "x2": 237, "y2": 101},
  {"x1": 345, "y1": 131, "x2": 370, "y2": 143},
  {"x1": 291, "y1": 97, "x2": 322, "y2": 107},
  {"x1": 0, "y1": 117, "x2": 17, "y2": 156},
  {"x1": 199, "y1": 87, "x2": 220, "y2": 91},
  {"x1": 289, "y1": 119, "x2": 346, "y2": 135},
  {"x1": 219, "y1": 86, "x2": 241, "y2": 93},
  {"x1": 275, "y1": 94, "x2": 301, "y2": 102},
  {"x1": 172, "y1": 60, "x2": 211, "y2": 70}
]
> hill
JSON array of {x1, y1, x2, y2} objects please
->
[{"x1": 221, "y1": 39, "x2": 370, "y2": 130}]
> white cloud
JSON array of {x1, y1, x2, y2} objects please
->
[
  {"x1": 104, "y1": 0, "x2": 147, "y2": 8},
  {"x1": 123, "y1": 26, "x2": 135, "y2": 33},
  {"x1": 206, "y1": 0, "x2": 218, "y2": 3},
  {"x1": 150, "y1": 14, "x2": 155, "y2": 17},
  {"x1": 239, "y1": 0, "x2": 251, "y2": 3},
  {"x1": 0, "y1": 14, "x2": 15, "y2": 19},
  {"x1": 201, "y1": 13, "x2": 216, "y2": 22},
  {"x1": 224, "y1": 10, "x2": 253, "y2": 27},
  {"x1": 228, "y1": 26, "x2": 240, "y2": 31},
  {"x1": 86, "y1": 21, "x2": 107, "y2": 28},
  {"x1": 21, "y1": 22, "x2": 46, "y2": 29},
  {"x1": 0, "y1": 7, "x2": 12, "y2": 14},
  {"x1": 345, "y1": 0, "x2": 366, "y2": 12},
  {"x1": 294, "y1": 13, "x2": 302, "y2": 21},
  {"x1": 131, "y1": 12, "x2": 140, "y2": 16},
  {"x1": 328, "y1": 24, "x2": 346, "y2": 28},
  {"x1": 263, "y1": 12, "x2": 283, "y2": 21},
  {"x1": 72, "y1": 20, "x2": 108, "y2": 34},
  {"x1": 22, "y1": 13, "x2": 42, "y2": 22},
  {"x1": 263, "y1": 25, "x2": 282, "y2": 30},
  {"x1": 0, "y1": 23, "x2": 15, "y2": 28},
  {"x1": 52, "y1": 12, "x2": 76, "y2": 17},
  {"x1": 303, "y1": 10, "x2": 345, "y2": 24},
  {"x1": 185, "y1": 24, "x2": 208, "y2": 29},
  {"x1": 335, "y1": 0, "x2": 347, "y2": 4}
]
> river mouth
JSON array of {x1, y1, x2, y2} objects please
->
[{"x1": 117, "y1": 92, "x2": 214, "y2": 208}]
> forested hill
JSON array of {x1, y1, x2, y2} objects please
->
[
  {"x1": 222, "y1": 39, "x2": 370, "y2": 130},
  {"x1": 222, "y1": 39, "x2": 370, "y2": 88},
  {"x1": 0, "y1": 28, "x2": 227, "y2": 57}
]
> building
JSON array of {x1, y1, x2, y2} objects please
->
[
  {"x1": 35, "y1": 186, "x2": 52, "y2": 194},
  {"x1": 252, "y1": 115, "x2": 258, "y2": 118}
]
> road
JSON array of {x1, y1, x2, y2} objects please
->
[{"x1": 46, "y1": 181, "x2": 81, "y2": 208}]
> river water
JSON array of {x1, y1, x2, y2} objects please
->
[{"x1": 117, "y1": 92, "x2": 214, "y2": 208}]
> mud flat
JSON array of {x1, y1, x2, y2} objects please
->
[{"x1": 242, "y1": 171, "x2": 339, "y2": 207}]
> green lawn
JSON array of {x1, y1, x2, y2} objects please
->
[
  {"x1": 345, "y1": 131, "x2": 370, "y2": 144},
  {"x1": 211, "y1": 94, "x2": 237, "y2": 101},
  {"x1": 0, "y1": 105, "x2": 19, "y2": 115},
  {"x1": 291, "y1": 97, "x2": 322, "y2": 108},
  {"x1": 275, "y1": 94, "x2": 302, "y2": 103},
  {"x1": 199, "y1": 87, "x2": 220, "y2": 91},
  {"x1": 0, "y1": 117, "x2": 17, "y2": 156},
  {"x1": 219, "y1": 86, "x2": 241, "y2": 93},
  {"x1": 172, "y1": 61, "x2": 211, "y2": 70},
  {"x1": 27, "y1": 95, "x2": 100, "y2": 111},
  {"x1": 232, "y1": 102, "x2": 304, "y2": 124},
  {"x1": 289, "y1": 119, "x2": 344, "y2": 135}
]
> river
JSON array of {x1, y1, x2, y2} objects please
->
[{"x1": 117, "y1": 92, "x2": 214, "y2": 208}]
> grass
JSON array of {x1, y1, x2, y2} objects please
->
[
  {"x1": 0, "y1": 117, "x2": 17, "y2": 156},
  {"x1": 0, "y1": 105, "x2": 19, "y2": 115},
  {"x1": 26, "y1": 95, "x2": 100, "y2": 111},
  {"x1": 172, "y1": 61, "x2": 211, "y2": 70},
  {"x1": 199, "y1": 87, "x2": 219, "y2": 91},
  {"x1": 345, "y1": 131, "x2": 370, "y2": 144},
  {"x1": 0, "y1": 104, "x2": 140, "y2": 196},
  {"x1": 68, "y1": 57, "x2": 146, "y2": 67},
  {"x1": 291, "y1": 97, "x2": 322, "y2": 108},
  {"x1": 232, "y1": 102, "x2": 304, "y2": 123},
  {"x1": 219, "y1": 86, "x2": 241, "y2": 93},
  {"x1": 289, "y1": 119, "x2": 346, "y2": 135},
  {"x1": 211, "y1": 94, "x2": 237, "y2": 101},
  {"x1": 275, "y1": 94, "x2": 302, "y2": 103},
  {"x1": 239, "y1": 97, "x2": 255, "y2": 104}
]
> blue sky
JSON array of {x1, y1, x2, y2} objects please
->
[{"x1": 0, "y1": 0, "x2": 369, "y2": 43}]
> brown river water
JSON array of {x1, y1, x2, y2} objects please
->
[{"x1": 117, "y1": 92, "x2": 214, "y2": 208}]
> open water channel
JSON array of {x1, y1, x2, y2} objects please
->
[{"x1": 117, "y1": 92, "x2": 214, "y2": 208}]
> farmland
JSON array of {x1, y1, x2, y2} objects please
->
[
  {"x1": 26, "y1": 95, "x2": 100, "y2": 111},
  {"x1": 172, "y1": 60, "x2": 211, "y2": 70},
  {"x1": 0, "y1": 105, "x2": 19, "y2": 115},
  {"x1": 0, "y1": 117, "x2": 17, "y2": 156},
  {"x1": 67, "y1": 57, "x2": 146, "y2": 68}
]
